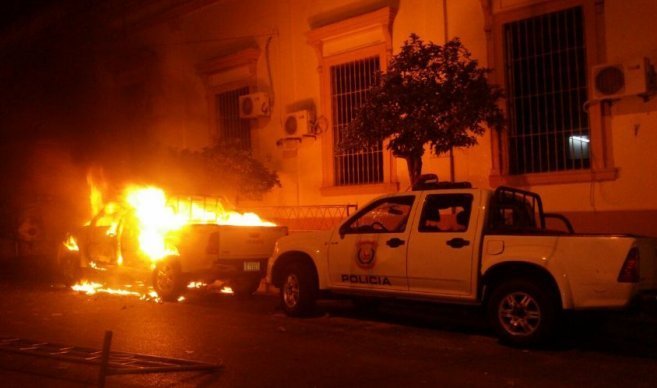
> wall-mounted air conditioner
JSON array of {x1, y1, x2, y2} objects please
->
[
  {"x1": 239, "y1": 92, "x2": 270, "y2": 119},
  {"x1": 591, "y1": 58, "x2": 652, "y2": 100},
  {"x1": 284, "y1": 110, "x2": 314, "y2": 136}
]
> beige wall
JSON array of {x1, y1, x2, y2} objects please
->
[{"x1": 131, "y1": 0, "x2": 657, "y2": 235}]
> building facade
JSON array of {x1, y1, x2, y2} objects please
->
[{"x1": 7, "y1": 0, "x2": 657, "y2": 237}]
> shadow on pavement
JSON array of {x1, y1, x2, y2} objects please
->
[{"x1": 313, "y1": 298, "x2": 657, "y2": 359}]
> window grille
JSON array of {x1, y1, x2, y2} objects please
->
[
  {"x1": 215, "y1": 87, "x2": 251, "y2": 149},
  {"x1": 331, "y1": 56, "x2": 383, "y2": 186},
  {"x1": 504, "y1": 6, "x2": 590, "y2": 174}
]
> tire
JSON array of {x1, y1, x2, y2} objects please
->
[
  {"x1": 487, "y1": 279, "x2": 560, "y2": 346},
  {"x1": 279, "y1": 262, "x2": 317, "y2": 316},
  {"x1": 231, "y1": 276, "x2": 262, "y2": 297},
  {"x1": 152, "y1": 259, "x2": 184, "y2": 302}
]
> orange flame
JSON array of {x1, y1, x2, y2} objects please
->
[
  {"x1": 71, "y1": 280, "x2": 162, "y2": 302},
  {"x1": 69, "y1": 178, "x2": 273, "y2": 301},
  {"x1": 79, "y1": 182, "x2": 274, "y2": 264},
  {"x1": 63, "y1": 235, "x2": 79, "y2": 251}
]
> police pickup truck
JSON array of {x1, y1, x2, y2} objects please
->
[
  {"x1": 266, "y1": 175, "x2": 657, "y2": 345},
  {"x1": 59, "y1": 197, "x2": 287, "y2": 301}
]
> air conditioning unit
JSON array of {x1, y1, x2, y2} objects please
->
[
  {"x1": 284, "y1": 110, "x2": 313, "y2": 136},
  {"x1": 239, "y1": 92, "x2": 270, "y2": 119},
  {"x1": 591, "y1": 58, "x2": 651, "y2": 100}
]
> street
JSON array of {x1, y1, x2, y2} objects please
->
[{"x1": 1, "y1": 274, "x2": 657, "y2": 387}]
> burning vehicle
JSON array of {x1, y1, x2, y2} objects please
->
[{"x1": 58, "y1": 185, "x2": 287, "y2": 301}]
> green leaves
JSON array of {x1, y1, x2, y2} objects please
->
[
  {"x1": 342, "y1": 34, "x2": 505, "y2": 182},
  {"x1": 169, "y1": 140, "x2": 280, "y2": 201}
]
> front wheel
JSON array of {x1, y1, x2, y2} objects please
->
[
  {"x1": 152, "y1": 259, "x2": 184, "y2": 302},
  {"x1": 279, "y1": 262, "x2": 317, "y2": 316},
  {"x1": 487, "y1": 279, "x2": 560, "y2": 346}
]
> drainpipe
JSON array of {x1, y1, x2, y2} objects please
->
[{"x1": 443, "y1": 0, "x2": 455, "y2": 183}]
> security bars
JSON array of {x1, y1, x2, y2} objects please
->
[
  {"x1": 216, "y1": 87, "x2": 251, "y2": 149},
  {"x1": 331, "y1": 56, "x2": 383, "y2": 186},
  {"x1": 504, "y1": 6, "x2": 590, "y2": 174}
]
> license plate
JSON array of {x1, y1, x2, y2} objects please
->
[{"x1": 243, "y1": 261, "x2": 260, "y2": 272}]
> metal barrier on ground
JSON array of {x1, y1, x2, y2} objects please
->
[{"x1": 0, "y1": 331, "x2": 221, "y2": 387}]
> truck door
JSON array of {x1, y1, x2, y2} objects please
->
[
  {"x1": 86, "y1": 206, "x2": 123, "y2": 265},
  {"x1": 327, "y1": 195, "x2": 416, "y2": 292},
  {"x1": 407, "y1": 192, "x2": 480, "y2": 297}
]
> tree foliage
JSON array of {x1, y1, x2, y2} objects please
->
[
  {"x1": 342, "y1": 34, "x2": 504, "y2": 183},
  {"x1": 197, "y1": 141, "x2": 281, "y2": 200},
  {"x1": 159, "y1": 141, "x2": 280, "y2": 202}
]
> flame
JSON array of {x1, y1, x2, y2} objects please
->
[
  {"x1": 63, "y1": 235, "x2": 79, "y2": 251},
  {"x1": 82, "y1": 183, "x2": 274, "y2": 265},
  {"x1": 220, "y1": 287, "x2": 234, "y2": 294},
  {"x1": 88, "y1": 261, "x2": 107, "y2": 271},
  {"x1": 70, "y1": 178, "x2": 274, "y2": 301},
  {"x1": 71, "y1": 280, "x2": 163, "y2": 302},
  {"x1": 86, "y1": 170, "x2": 106, "y2": 217},
  {"x1": 124, "y1": 186, "x2": 185, "y2": 261}
]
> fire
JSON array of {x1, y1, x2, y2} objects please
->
[
  {"x1": 64, "y1": 183, "x2": 275, "y2": 264},
  {"x1": 63, "y1": 234, "x2": 79, "y2": 251},
  {"x1": 220, "y1": 287, "x2": 234, "y2": 295},
  {"x1": 125, "y1": 186, "x2": 185, "y2": 261},
  {"x1": 64, "y1": 178, "x2": 273, "y2": 301},
  {"x1": 71, "y1": 280, "x2": 162, "y2": 302},
  {"x1": 86, "y1": 170, "x2": 106, "y2": 217}
]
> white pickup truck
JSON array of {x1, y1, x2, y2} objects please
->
[
  {"x1": 267, "y1": 176, "x2": 657, "y2": 345},
  {"x1": 59, "y1": 204, "x2": 287, "y2": 301}
]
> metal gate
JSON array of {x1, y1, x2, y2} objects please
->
[{"x1": 0, "y1": 331, "x2": 221, "y2": 387}]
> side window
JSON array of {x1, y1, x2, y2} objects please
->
[
  {"x1": 343, "y1": 196, "x2": 414, "y2": 234},
  {"x1": 419, "y1": 194, "x2": 473, "y2": 233}
]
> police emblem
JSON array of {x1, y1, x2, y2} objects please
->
[{"x1": 355, "y1": 241, "x2": 377, "y2": 269}]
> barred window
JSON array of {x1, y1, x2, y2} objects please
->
[
  {"x1": 504, "y1": 6, "x2": 590, "y2": 174},
  {"x1": 331, "y1": 56, "x2": 383, "y2": 186},
  {"x1": 215, "y1": 87, "x2": 251, "y2": 149}
]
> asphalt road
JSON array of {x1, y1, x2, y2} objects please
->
[{"x1": 1, "y1": 274, "x2": 657, "y2": 387}]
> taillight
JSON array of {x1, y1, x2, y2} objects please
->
[{"x1": 618, "y1": 247, "x2": 640, "y2": 283}]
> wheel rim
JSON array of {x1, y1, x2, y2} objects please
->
[
  {"x1": 498, "y1": 291, "x2": 541, "y2": 336},
  {"x1": 155, "y1": 264, "x2": 174, "y2": 292},
  {"x1": 283, "y1": 273, "x2": 300, "y2": 309}
]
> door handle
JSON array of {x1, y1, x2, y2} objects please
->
[
  {"x1": 386, "y1": 238, "x2": 405, "y2": 248},
  {"x1": 446, "y1": 238, "x2": 470, "y2": 249}
]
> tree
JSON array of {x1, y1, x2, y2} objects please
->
[
  {"x1": 167, "y1": 141, "x2": 281, "y2": 202},
  {"x1": 342, "y1": 34, "x2": 504, "y2": 183}
]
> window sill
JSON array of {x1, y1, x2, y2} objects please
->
[
  {"x1": 320, "y1": 182, "x2": 399, "y2": 196},
  {"x1": 489, "y1": 168, "x2": 618, "y2": 187}
]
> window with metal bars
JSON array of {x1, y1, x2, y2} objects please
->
[
  {"x1": 504, "y1": 6, "x2": 590, "y2": 175},
  {"x1": 331, "y1": 56, "x2": 383, "y2": 186},
  {"x1": 215, "y1": 87, "x2": 251, "y2": 149}
]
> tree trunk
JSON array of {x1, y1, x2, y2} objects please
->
[{"x1": 405, "y1": 155, "x2": 423, "y2": 184}]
